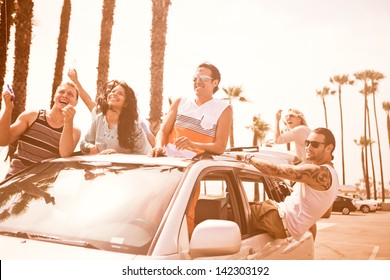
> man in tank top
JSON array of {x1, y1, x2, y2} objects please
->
[
  {"x1": 149, "y1": 62, "x2": 232, "y2": 157},
  {"x1": 0, "y1": 82, "x2": 80, "y2": 178},
  {"x1": 149, "y1": 62, "x2": 233, "y2": 237},
  {"x1": 237, "y1": 127, "x2": 339, "y2": 241}
]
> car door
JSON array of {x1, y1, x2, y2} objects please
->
[
  {"x1": 235, "y1": 170, "x2": 314, "y2": 260},
  {"x1": 191, "y1": 169, "x2": 253, "y2": 260},
  {"x1": 191, "y1": 168, "x2": 313, "y2": 260}
]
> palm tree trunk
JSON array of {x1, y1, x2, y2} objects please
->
[
  {"x1": 252, "y1": 132, "x2": 257, "y2": 146},
  {"x1": 372, "y1": 94, "x2": 385, "y2": 202},
  {"x1": 322, "y1": 98, "x2": 328, "y2": 128},
  {"x1": 149, "y1": 0, "x2": 171, "y2": 135},
  {"x1": 50, "y1": 0, "x2": 71, "y2": 107},
  {"x1": 363, "y1": 85, "x2": 370, "y2": 198},
  {"x1": 366, "y1": 104, "x2": 377, "y2": 200},
  {"x1": 96, "y1": 0, "x2": 116, "y2": 95},
  {"x1": 338, "y1": 89, "x2": 345, "y2": 185},
  {"x1": 0, "y1": 0, "x2": 15, "y2": 109},
  {"x1": 11, "y1": 0, "x2": 33, "y2": 122},
  {"x1": 360, "y1": 146, "x2": 366, "y2": 184},
  {"x1": 387, "y1": 111, "x2": 390, "y2": 149}
]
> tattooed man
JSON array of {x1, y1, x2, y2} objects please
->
[{"x1": 236, "y1": 127, "x2": 339, "y2": 241}]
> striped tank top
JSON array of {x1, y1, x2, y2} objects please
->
[
  {"x1": 7, "y1": 110, "x2": 63, "y2": 177},
  {"x1": 168, "y1": 97, "x2": 230, "y2": 154}
]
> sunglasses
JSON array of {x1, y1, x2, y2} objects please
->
[
  {"x1": 193, "y1": 75, "x2": 214, "y2": 83},
  {"x1": 305, "y1": 140, "x2": 326, "y2": 148},
  {"x1": 285, "y1": 114, "x2": 300, "y2": 119}
]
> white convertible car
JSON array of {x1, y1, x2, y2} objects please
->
[{"x1": 0, "y1": 149, "x2": 314, "y2": 260}]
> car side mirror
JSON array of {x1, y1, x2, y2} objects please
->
[{"x1": 189, "y1": 220, "x2": 241, "y2": 258}]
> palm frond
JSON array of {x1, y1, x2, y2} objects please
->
[
  {"x1": 0, "y1": 209, "x2": 11, "y2": 222},
  {"x1": 11, "y1": 194, "x2": 31, "y2": 216}
]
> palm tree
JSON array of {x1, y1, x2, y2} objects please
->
[
  {"x1": 354, "y1": 71, "x2": 371, "y2": 198},
  {"x1": 96, "y1": 0, "x2": 116, "y2": 95},
  {"x1": 0, "y1": 178, "x2": 55, "y2": 222},
  {"x1": 246, "y1": 114, "x2": 270, "y2": 146},
  {"x1": 366, "y1": 71, "x2": 385, "y2": 201},
  {"x1": 50, "y1": 0, "x2": 72, "y2": 108},
  {"x1": 149, "y1": 0, "x2": 171, "y2": 135},
  {"x1": 222, "y1": 85, "x2": 250, "y2": 147},
  {"x1": 354, "y1": 137, "x2": 374, "y2": 199},
  {"x1": 355, "y1": 70, "x2": 385, "y2": 200},
  {"x1": 11, "y1": 0, "x2": 33, "y2": 122},
  {"x1": 246, "y1": 114, "x2": 270, "y2": 202},
  {"x1": 0, "y1": 0, "x2": 15, "y2": 109},
  {"x1": 315, "y1": 86, "x2": 335, "y2": 128},
  {"x1": 330, "y1": 74, "x2": 353, "y2": 185},
  {"x1": 383, "y1": 101, "x2": 390, "y2": 149},
  {"x1": 365, "y1": 100, "x2": 377, "y2": 200}
]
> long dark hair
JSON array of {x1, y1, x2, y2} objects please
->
[
  {"x1": 97, "y1": 80, "x2": 141, "y2": 150},
  {"x1": 96, "y1": 79, "x2": 119, "y2": 113}
]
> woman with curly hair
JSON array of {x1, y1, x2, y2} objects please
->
[
  {"x1": 79, "y1": 80, "x2": 150, "y2": 155},
  {"x1": 68, "y1": 68, "x2": 155, "y2": 147}
]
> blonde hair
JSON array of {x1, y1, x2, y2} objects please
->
[
  {"x1": 57, "y1": 81, "x2": 79, "y2": 99},
  {"x1": 285, "y1": 108, "x2": 308, "y2": 126}
]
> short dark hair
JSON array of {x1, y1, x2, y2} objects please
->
[
  {"x1": 198, "y1": 62, "x2": 221, "y2": 93},
  {"x1": 313, "y1": 127, "x2": 336, "y2": 160}
]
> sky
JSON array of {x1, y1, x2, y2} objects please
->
[{"x1": 2, "y1": 0, "x2": 390, "y2": 190}]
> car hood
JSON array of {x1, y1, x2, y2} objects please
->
[{"x1": 0, "y1": 236, "x2": 137, "y2": 260}]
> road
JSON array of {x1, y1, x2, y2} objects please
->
[{"x1": 315, "y1": 210, "x2": 390, "y2": 260}]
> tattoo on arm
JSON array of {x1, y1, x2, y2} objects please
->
[
  {"x1": 251, "y1": 160, "x2": 332, "y2": 190},
  {"x1": 301, "y1": 166, "x2": 332, "y2": 190}
]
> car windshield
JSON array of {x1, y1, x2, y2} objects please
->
[{"x1": 0, "y1": 161, "x2": 185, "y2": 255}]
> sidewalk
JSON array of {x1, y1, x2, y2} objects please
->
[{"x1": 315, "y1": 211, "x2": 390, "y2": 259}]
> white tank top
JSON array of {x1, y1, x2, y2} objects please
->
[{"x1": 277, "y1": 164, "x2": 339, "y2": 240}]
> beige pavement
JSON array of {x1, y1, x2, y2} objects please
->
[{"x1": 315, "y1": 210, "x2": 390, "y2": 260}]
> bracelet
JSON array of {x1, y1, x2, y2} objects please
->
[{"x1": 244, "y1": 154, "x2": 255, "y2": 164}]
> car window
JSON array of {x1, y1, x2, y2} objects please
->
[
  {"x1": 238, "y1": 171, "x2": 291, "y2": 203},
  {"x1": 236, "y1": 170, "x2": 292, "y2": 235},
  {"x1": 189, "y1": 168, "x2": 293, "y2": 239},
  {"x1": 240, "y1": 176, "x2": 268, "y2": 203},
  {"x1": 190, "y1": 170, "x2": 248, "y2": 236}
]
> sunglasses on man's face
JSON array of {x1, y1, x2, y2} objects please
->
[
  {"x1": 305, "y1": 140, "x2": 325, "y2": 148},
  {"x1": 192, "y1": 75, "x2": 214, "y2": 83}
]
